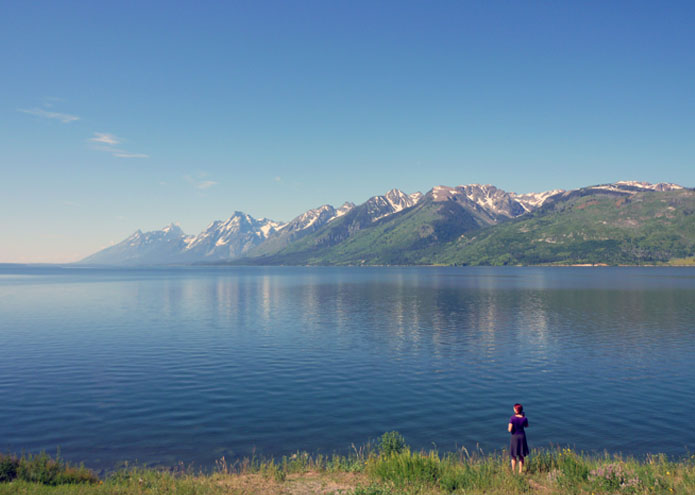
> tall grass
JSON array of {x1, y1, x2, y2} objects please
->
[
  {"x1": 0, "y1": 452, "x2": 98, "y2": 486},
  {"x1": 363, "y1": 444, "x2": 695, "y2": 494},
  {"x1": 2, "y1": 435, "x2": 695, "y2": 494}
]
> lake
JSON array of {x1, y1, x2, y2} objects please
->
[{"x1": 1, "y1": 265, "x2": 694, "y2": 471}]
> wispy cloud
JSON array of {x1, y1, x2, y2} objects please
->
[
  {"x1": 20, "y1": 101, "x2": 150, "y2": 159},
  {"x1": 184, "y1": 174, "x2": 219, "y2": 190},
  {"x1": 18, "y1": 107, "x2": 79, "y2": 123},
  {"x1": 197, "y1": 180, "x2": 218, "y2": 189},
  {"x1": 112, "y1": 151, "x2": 149, "y2": 159},
  {"x1": 90, "y1": 132, "x2": 120, "y2": 145},
  {"x1": 89, "y1": 132, "x2": 148, "y2": 158}
]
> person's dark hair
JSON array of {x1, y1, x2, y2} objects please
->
[{"x1": 514, "y1": 403, "x2": 523, "y2": 414}]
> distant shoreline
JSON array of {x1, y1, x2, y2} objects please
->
[
  {"x1": 5, "y1": 259, "x2": 695, "y2": 270},
  {"x1": 2, "y1": 261, "x2": 695, "y2": 269}
]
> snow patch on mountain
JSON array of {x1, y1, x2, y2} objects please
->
[
  {"x1": 80, "y1": 222, "x2": 192, "y2": 265},
  {"x1": 180, "y1": 212, "x2": 285, "y2": 260},
  {"x1": 259, "y1": 220, "x2": 284, "y2": 238},
  {"x1": 368, "y1": 188, "x2": 422, "y2": 221},
  {"x1": 409, "y1": 192, "x2": 424, "y2": 204},
  {"x1": 288, "y1": 205, "x2": 334, "y2": 231},
  {"x1": 248, "y1": 202, "x2": 359, "y2": 257},
  {"x1": 275, "y1": 202, "x2": 356, "y2": 236},
  {"x1": 432, "y1": 184, "x2": 527, "y2": 218},
  {"x1": 334, "y1": 201, "x2": 355, "y2": 219},
  {"x1": 161, "y1": 223, "x2": 184, "y2": 235},
  {"x1": 511, "y1": 189, "x2": 565, "y2": 212},
  {"x1": 593, "y1": 181, "x2": 684, "y2": 193}
]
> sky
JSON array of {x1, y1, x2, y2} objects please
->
[{"x1": 1, "y1": 1, "x2": 694, "y2": 262}]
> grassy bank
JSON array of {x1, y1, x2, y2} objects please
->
[{"x1": 2, "y1": 433, "x2": 694, "y2": 494}]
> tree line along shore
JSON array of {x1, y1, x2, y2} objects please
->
[{"x1": 1, "y1": 433, "x2": 693, "y2": 494}]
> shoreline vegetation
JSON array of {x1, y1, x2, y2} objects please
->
[
  {"x1": 4, "y1": 257, "x2": 695, "y2": 269},
  {"x1": 2, "y1": 433, "x2": 694, "y2": 494}
]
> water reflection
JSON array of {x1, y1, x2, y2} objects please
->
[{"x1": 0, "y1": 266, "x2": 693, "y2": 470}]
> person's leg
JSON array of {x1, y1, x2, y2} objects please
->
[
  {"x1": 518, "y1": 455, "x2": 524, "y2": 474},
  {"x1": 510, "y1": 456, "x2": 517, "y2": 473}
]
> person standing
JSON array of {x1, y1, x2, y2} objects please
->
[{"x1": 508, "y1": 403, "x2": 529, "y2": 474}]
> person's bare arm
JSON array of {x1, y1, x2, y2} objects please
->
[{"x1": 508, "y1": 422, "x2": 513, "y2": 433}]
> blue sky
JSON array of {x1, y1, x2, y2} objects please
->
[{"x1": 1, "y1": 1, "x2": 693, "y2": 262}]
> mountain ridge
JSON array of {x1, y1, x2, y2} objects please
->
[{"x1": 79, "y1": 181, "x2": 691, "y2": 266}]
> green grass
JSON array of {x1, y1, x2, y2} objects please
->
[
  {"x1": 667, "y1": 256, "x2": 695, "y2": 266},
  {"x1": 0, "y1": 452, "x2": 98, "y2": 486},
  {"x1": 362, "y1": 446, "x2": 695, "y2": 494},
  {"x1": 2, "y1": 436, "x2": 695, "y2": 494}
]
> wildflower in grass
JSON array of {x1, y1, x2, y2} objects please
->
[{"x1": 589, "y1": 463, "x2": 640, "y2": 491}]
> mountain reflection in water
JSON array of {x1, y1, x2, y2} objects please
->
[{"x1": 0, "y1": 266, "x2": 693, "y2": 470}]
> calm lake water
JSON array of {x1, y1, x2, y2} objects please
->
[{"x1": 1, "y1": 265, "x2": 694, "y2": 470}]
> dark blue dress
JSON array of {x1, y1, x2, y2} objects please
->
[{"x1": 509, "y1": 415, "x2": 529, "y2": 458}]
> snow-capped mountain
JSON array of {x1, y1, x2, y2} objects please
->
[
  {"x1": 181, "y1": 212, "x2": 284, "y2": 260},
  {"x1": 510, "y1": 189, "x2": 565, "y2": 212},
  {"x1": 366, "y1": 188, "x2": 423, "y2": 222},
  {"x1": 79, "y1": 180, "x2": 687, "y2": 265},
  {"x1": 428, "y1": 181, "x2": 681, "y2": 218},
  {"x1": 277, "y1": 202, "x2": 355, "y2": 234},
  {"x1": 249, "y1": 188, "x2": 426, "y2": 256},
  {"x1": 80, "y1": 223, "x2": 191, "y2": 265},
  {"x1": 335, "y1": 201, "x2": 355, "y2": 218},
  {"x1": 590, "y1": 181, "x2": 684, "y2": 193},
  {"x1": 250, "y1": 201, "x2": 357, "y2": 256},
  {"x1": 432, "y1": 184, "x2": 536, "y2": 220},
  {"x1": 249, "y1": 189, "x2": 422, "y2": 258}
]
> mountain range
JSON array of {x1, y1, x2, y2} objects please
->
[{"x1": 80, "y1": 181, "x2": 695, "y2": 266}]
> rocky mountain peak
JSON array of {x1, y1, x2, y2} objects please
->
[
  {"x1": 279, "y1": 205, "x2": 336, "y2": 234},
  {"x1": 335, "y1": 202, "x2": 355, "y2": 217},
  {"x1": 510, "y1": 189, "x2": 565, "y2": 212},
  {"x1": 80, "y1": 180, "x2": 690, "y2": 266},
  {"x1": 363, "y1": 189, "x2": 423, "y2": 222},
  {"x1": 431, "y1": 184, "x2": 525, "y2": 218},
  {"x1": 161, "y1": 223, "x2": 183, "y2": 235}
]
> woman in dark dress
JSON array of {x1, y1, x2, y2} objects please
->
[{"x1": 508, "y1": 403, "x2": 529, "y2": 474}]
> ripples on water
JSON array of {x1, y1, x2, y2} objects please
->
[{"x1": 1, "y1": 266, "x2": 694, "y2": 470}]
